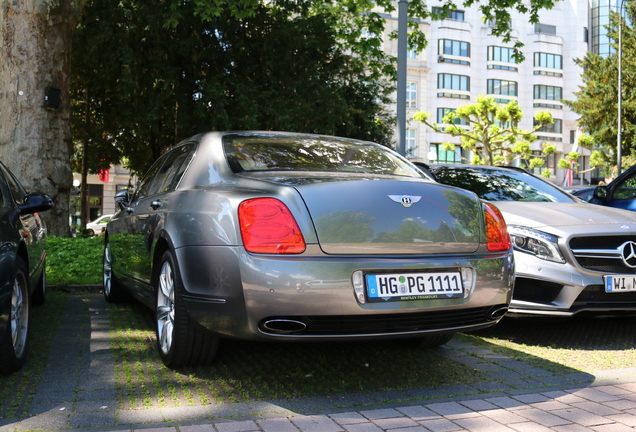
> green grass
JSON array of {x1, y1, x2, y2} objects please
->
[
  {"x1": 461, "y1": 315, "x2": 636, "y2": 373},
  {"x1": 4, "y1": 289, "x2": 636, "y2": 416},
  {"x1": 47, "y1": 236, "x2": 103, "y2": 286},
  {"x1": 41, "y1": 237, "x2": 636, "y2": 408},
  {"x1": 106, "y1": 302, "x2": 636, "y2": 410},
  {"x1": 107, "y1": 301, "x2": 489, "y2": 408}
]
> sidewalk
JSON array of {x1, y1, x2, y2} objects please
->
[{"x1": 2, "y1": 295, "x2": 636, "y2": 432}]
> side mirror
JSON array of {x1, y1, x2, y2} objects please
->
[
  {"x1": 592, "y1": 185, "x2": 607, "y2": 201},
  {"x1": 114, "y1": 190, "x2": 131, "y2": 211},
  {"x1": 19, "y1": 193, "x2": 53, "y2": 215}
]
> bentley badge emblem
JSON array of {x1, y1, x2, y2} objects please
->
[{"x1": 388, "y1": 195, "x2": 422, "y2": 208}]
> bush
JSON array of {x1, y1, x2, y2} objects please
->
[{"x1": 46, "y1": 236, "x2": 104, "y2": 286}]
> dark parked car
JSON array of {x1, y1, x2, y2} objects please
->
[
  {"x1": 587, "y1": 164, "x2": 636, "y2": 212},
  {"x1": 103, "y1": 131, "x2": 514, "y2": 367},
  {"x1": 0, "y1": 162, "x2": 53, "y2": 374},
  {"x1": 567, "y1": 186, "x2": 595, "y2": 202},
  {"x1": 416, "y1": 162, "x2": 636, "y2": 318}
]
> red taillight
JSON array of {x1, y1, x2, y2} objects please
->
[
  {"x1": 483, "y1": 202, "x2": 511, "y2": 252},
  {"x1": 238, "y1": 198, "x2": 306, "y2": 254}
]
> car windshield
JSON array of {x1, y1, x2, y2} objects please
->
[
  {"x1": 432, "y1": 166, "x2": 577, "y2": 203},
  {"x1": 223, "y1": 134, "x2": 425, "y2": 178}
]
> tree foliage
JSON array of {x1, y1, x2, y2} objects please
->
[
  {"x1": 72, "y1": 0, "x2": 560, "y2": 176},
  {"x1": 71, "y1": 0, "x2": 398, "y2": 175},
  {"x1": 564, "y1": 4, "x2": 636, "y2": 173}
]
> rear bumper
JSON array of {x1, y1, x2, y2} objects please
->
[{"x1": 177, "y1": 245, "x2": 514, "y2": 341}]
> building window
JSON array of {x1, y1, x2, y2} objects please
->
[
  {"x1": 437, "y1": 73, "x2": 470, "y2": 91},
  {"x1": 407, "y1": 49, "x2": 418, "y2": 60},
  {"x1": 406, "y1": 82, "x2": 417, "y2": 108},
  {"x1": 487, "y1": 46, "x2": 515, "y2": 63},
  {"x1": 535, "y1": 23, "x2": 557, "y2": 35},
  {"x1": 439, "y1": 39, "x2": 470, "y2": 57},
  {"x1": 530, "y1": 151, "x2": 556, "y2": 176},
  {"x1": 437, "y1": 108, "x2": 469, "y2": 125},
  {"x1": 87, "y1": 184, "x2": 104, "y2": 221},
  {"x1": 488, "y1": 64, "x2": 518, "y2": 71},
  {"x1": 536, "y1": 135, "x2": 563, "y2": 142},
  {"x1": 534, "y1": 103, "x2": 562, "y2": 109},
  {"x1": 439, "y1": 57, "x2": 470, "y2": 65},
  {"x1": 534, "y1": 52, "x2": 562, "y2": 69},
  {"x1": 570, "y1": 130, "x2": 577, "y2": 144},
  {"x1": 438, "y1": 39, "x2": 470, "y2": 65},
  {"x1": 487, "y1": 46, "x2": 519, "y2": 71},
  {"x1": 405, "y1": 129, "x2": 417, "y2": 158},
  {"x1": 535, "y1": 118, "x2": 563, "y2": 134},
  {"x1": 430, "y1": 143, "x2": 463, "y2": 164},
  {"x1": 432, "y1": 7, "x2": 464, "y2": 21},
  {"x1": 437, "y1": 93, "x2": 471, "y2": 100},
  {"x1": 487, "y1": 79, "x2": 518, "y2": 96},
  {"x1": 534, "y1": 85, "x2": 562, "y2": 101}
]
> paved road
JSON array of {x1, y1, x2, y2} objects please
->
[{"x1": 2, "y1": 295, "x2": 636, "y2": 432}]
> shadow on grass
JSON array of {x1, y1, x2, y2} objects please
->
[
  {"x1": 4, "y1": 293, "x2": 614, "y2": 418},
  {"x1": 461, "y1": 314, "x2": 636, "y2": 373},
  {"x1": 108, "y1": 300, "x2": 490, "y2": 408},
  {"x1": 105, "y1": 300, "x2": 598, "y2": 410},
  {"x1": 0, "y1": 291, "x2": 69, "y2": 419}
]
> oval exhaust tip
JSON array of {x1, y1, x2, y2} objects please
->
[
  {"x1": 262, "y1": 319, "x2": 307, "y2": 334},
  {"x1": 489, "y1": 306, "x2": 509, "y2": 320}
]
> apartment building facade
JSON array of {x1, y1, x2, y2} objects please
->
[{"x1": 381, "y1": 0, "x2": 605, "y2": 185}]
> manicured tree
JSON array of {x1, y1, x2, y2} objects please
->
[{"x1": 414, "y1": 96, "x2": 556, "y2": 174}]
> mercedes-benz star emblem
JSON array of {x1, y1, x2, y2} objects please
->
[
  {"x1": 388, "y1": 195, "x2": 422, "y2": 208},
  {"x1": 620, "y1": 241, "x2": 636, "y2": 268}
]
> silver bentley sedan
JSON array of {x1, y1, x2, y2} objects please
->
[{"x1": 103, "y1": 132, "x2": 514, "y2": 367}]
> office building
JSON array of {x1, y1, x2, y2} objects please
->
[{"x1": 381, "y1": 0, "x2": 610, "y2": 185}]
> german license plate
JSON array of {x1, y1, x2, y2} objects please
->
[
  {"x1": 366, "y1": 271, "x2": 463, "y2": 302},
  {"x1": 604, "y1": 275, "x2": 636, "y2": 292}
]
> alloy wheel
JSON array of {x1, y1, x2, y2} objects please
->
[
  {"x1": 156, "y1": 261, "x2": 175, "y2": 355},
  {"x1": 10, "y1": 272, "x2": 28, "y2": 359}
]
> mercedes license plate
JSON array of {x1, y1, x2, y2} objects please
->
[
  {"x1": 366, "y1": 271, "x2": 463, "y2": 302},
  {"x1": 604, "y1": 275, "x2": 636, "y2": 293}
]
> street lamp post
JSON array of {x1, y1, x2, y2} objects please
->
[
  {"x1": 396, "y1": 0, "x2": 408, "y2": 156},
  {"x1": 618, "y1": 0, "x2": 625, "y2": 176}
]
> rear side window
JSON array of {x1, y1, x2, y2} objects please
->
[
  {"x1": 146, "y1": 144, "x2": 194, "y2": 196},
  {"x1": 132, "y1": 154, "x2": 169, "y2": 201}
]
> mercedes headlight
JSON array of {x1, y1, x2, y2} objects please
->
[{"x1": 508, "y1": 225, "x2": 565, "y2": 263}]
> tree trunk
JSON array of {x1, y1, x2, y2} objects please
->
[{"x1": 0, "y1": 0, "x2": 86, "y2": 237}]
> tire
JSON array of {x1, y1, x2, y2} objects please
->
[
  {"x1": 155, "y1": 250, "x2": 219, "y2": 368},
  {"x1": 31, "y1": 258, "x2": 46, "y2": 307},
  {"x1": 399, "y1": 333, "x2": 455, "y2": 349},
  {"x1": 103, "y1": 240, "x2": 129, "y2": 303},
  {"x1": 0, "y1": 257, "x2": 31, "y2": 374}
]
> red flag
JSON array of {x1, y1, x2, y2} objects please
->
[{"x1": 98, "y1": 169, "x2": 110, "y2": 183}]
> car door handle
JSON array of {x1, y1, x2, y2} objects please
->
[{"x1": 151, "y1": 200, "x2": 162, "y2": 210}]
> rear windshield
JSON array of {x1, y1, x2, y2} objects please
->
[
  {"x1": 223, "y1": 134, "x2": 425, "y2": 178},
  {"x1": 432, "y1": 166, "x2": 577, "y2": 203}
]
